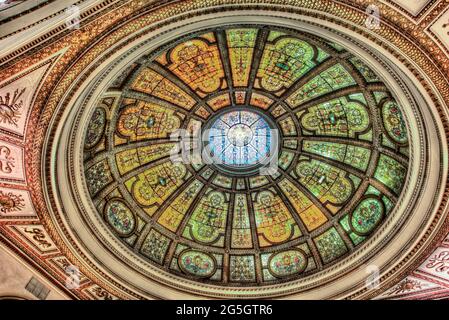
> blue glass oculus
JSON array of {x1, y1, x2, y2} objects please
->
[{"x1": 206, "y1": 110, "x2": 274, "y2": 171}]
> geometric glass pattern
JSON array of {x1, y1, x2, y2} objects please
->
[{"x1": 83, "y1": 26, "x2": 409, "y2": 286}]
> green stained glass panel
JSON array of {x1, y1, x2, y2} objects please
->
[
  {"x1": 230, "y1": 255, "x2": 256, "y2": 282},
  {"x1": 373, "y1": 92, "x2": 389, "y2": 104},
  {"x1": 382, "y1": 196, "x2": 394, "y2": 214},
  {"x1": 296, "y1": 160, "x2": 353, "y2": 205},
  {"x1": 258, "y1": 35, "x2": 315, "y2": 92},
  {"x1": 302, "y1": 140, "x2": 371, "y2": 171},
  {"x1": 381, "y1": 133, "x2": 397, "y2": 149},
  {"x1": 359, "y1": 129, "x2": 373, "y2": 142},
  {"x1": 339, "y1": 215, "x2": 366, "y2": 245},
  {"x1": 400, "y1": 147, "x2": 409, "y2": 157},
  {"x1": 327, "y1": 42, "x2": 345, "y2": 52},
  {"x1": 231, "y1": 194, "x2": 253, "y2": 249},
  {"x1": 349, "y1": 175, "x2": 362, "y2": 189},
  {"x1": 314, "y1": 227, "x2": 348, "y2": 263},
  {"x1": 374, "y1": 155, "x2": 407, "y2": 195},
  {"x1": 381, "y1": 101, "x2": 408, "y2": 145},
  {"x1": 182, "y1": 191, "x2": 228, "y2": 246},
  {"x1": 317, "y1": 48, "x2": 330, "y2": 62},
  {"x1": 350, "y1": 197, "x2": 384, "y2": 235},
  {"x1": 267, "y1": 30, "x2": 287, "y2": 41},
  {"x1": 365, "y1": 185, "x2": 381, "y2": 196},
  {"x1": 278, "y1": 151, "x2": 295, "y2": 170},
  {"x1": 350, "y1": 57, "x2": 379, "y2": 82},
  {"x1": 348, "y1": 93, "x2": 367, "y2": 104},
  {"x1": 299, "y1": 98, "x2": 370, "y2": 138},
  {"x1": 226, "y1": 29, "x2": 257, "y2": 87},
  {"x1": 140, "y1": 229, "x2": 171, "y2": 264},
  {"x1": 287, "y1": 64, "x2": 356, "y2": 107}
]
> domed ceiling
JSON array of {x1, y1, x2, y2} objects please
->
[
  {"x1": 82, "y1": 26, "x2": 409, "y2": 285},
  {"x1": 1, "y1": 0, "x2": 449, "y2": 300}
]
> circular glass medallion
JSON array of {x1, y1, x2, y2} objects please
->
[{"x1": 204, "y1": 109, "x2": 278, "y2": 175}]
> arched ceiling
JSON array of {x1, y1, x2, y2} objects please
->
[{"x1": 0, "y1": 0, "x2": 448, "y2": 300}]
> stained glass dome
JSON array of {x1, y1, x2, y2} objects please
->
[{"x1": 82, "y1": 26, "x2": 409, "y2": 286}]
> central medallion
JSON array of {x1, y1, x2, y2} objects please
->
[
  {"x1": 227, "y1": 123, "x2": 253, "y2": 147},
  {"x1": 203, "y1": 108, "x2": 279, "y2": 176}
]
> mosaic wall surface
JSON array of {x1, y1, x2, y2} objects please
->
[{"x1": 82, "y1": 26, "x2": 409, "y2": 285}]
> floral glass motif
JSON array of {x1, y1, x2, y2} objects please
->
[
  {"x1": 85, "y1": 107, "x2": 106, "y2": 150},
  {"x1": 250, "y1": 93, "x2": 274, "y2": 109},
  {"x1": 268, "y1": 250, "x2": 308, "y2": 277},
  {"x1": 131, "y1": 68, "x2": 196, "y2": 109},
  {"x1": 300, "y1": 98, "x2": 370, "y2": 137},
  {"x1": 381, "y1": 101, "x2": 408, "y2": 145},
  {"x1": 279, "y1": 116, "x2": 297, "y2": 136},
  {"x1": 158, "y1": 180, "x2": 204, "y2": 232},
  {"x1": 178, "y1": 250, "x2": 216, "y2": 278},
  {"x1": 161, "y1": 35, "x2": 226, "y2": 95},
  {"x1": 258, "y1": 35, "x2": 315, "y2": 93},
  {"x1": 350, "y1": 197, "x2": 384, "y2": 235},
  {"x1": 116, "y1": 101, "x2": 181, "y2": 141},
  {"x1": 254, "y1": 190, "x2": 301, "y2": 246},
  {"x1": 207, "y1": 110, "x2": 273, "y2": 167},
  {"x1": 105, "y1": 199, "x2": 136, "y2": 236},
  {"x1": 278, "y1": 179, "x2": 328, "y2": 231},
  {"x1": 125, "y1": 162, "x2": 187, "y2": 216},
  {"x1": 296, "y1": 160, "x2": 353, "y2": 206},
  {"x1": 207, "y1": 93, "x2": 231, "y2": 111}
]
